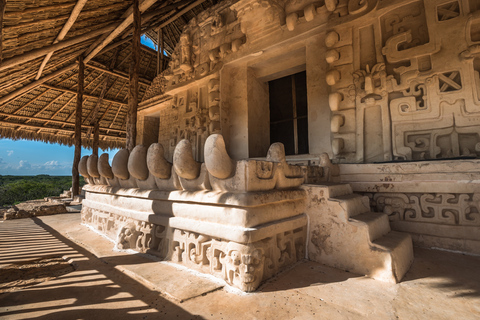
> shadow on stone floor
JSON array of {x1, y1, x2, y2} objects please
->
[
  {"x1": 0, "y1": 217, "x2": 202, "y2": 320},
  {"x1": 401, "y1": 247, "x2": 480, "y2": 298},
  {"x1": 258, "y1": 246, "x2": 480, "y2": 299},
  {"x1": 258, "y1": 259, "x2": 363, "y2": 293}
]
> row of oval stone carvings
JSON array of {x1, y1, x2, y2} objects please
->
[{"x1": 78, "y1": 133, "x2": 305, "y2": 191}]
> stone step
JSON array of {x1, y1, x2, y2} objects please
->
[
  {"x1": 325, "y1": 183, "x2": 353, "y2": 198},
  {"x1": 330, "y1": 193, "x2": 370, "y2": 217},
  {"x1": 372, "y1": 231, "x2": 414, "y2": 282},
  {"x1": 349, "y1": 212, "x2": 390, "y2": 242}
]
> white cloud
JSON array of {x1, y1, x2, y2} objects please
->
[
  {"x1": 18, "y1": 160, "x2": 31, "y2": 169},
  {"x1": 6, "y1": 150, "x2": 13, "y2": 156},
  {"x1": 44, "y1": 160, "x2": 59, "y2": 166}
]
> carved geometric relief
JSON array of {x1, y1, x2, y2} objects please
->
[
  {"x1": 436, "y1": 1, "x2": 461, "y2": 22},
  {"x1": 370, "y1": 192, "x2": 480, "y2": 226},
  {"x1": 438, "y1": 71, "x2": 462, "y2": 92},
  {"x1": 470, "y1": 19, "x2": 480, "y2": 42},
  {"x1": 381, "y1": 1, "x2": 429, "y2": 51}
]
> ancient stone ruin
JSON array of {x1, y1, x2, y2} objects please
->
[{"x1": 79, "y1": 0, "x2": 480, "y2": 292}]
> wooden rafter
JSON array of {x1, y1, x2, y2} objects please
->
[
  {"x1": 85, "y1": 60, "x2": 151, "y2": 86},
  {"x1": 32, "y1": 92, "x2": 66, "y2": 117},
  {"x1": 0, "y1": 23, "x2": 117, "y2": 72},
  {"x1": 84, "y1": 0, "x2": 159, "y2": 63},
  {"x1": 0, "y1": 63, "x2": 78, "y2": 107},
  {"x1": 36, "y1": 0, "x2": 89, "y2": 80},
  {"x1": 4, "y1": 3, "x2": 76, "y2": 17},
  {"x1": 0, "y1": 111, "x2": 125, "y2": 134},
  {"x1": 0, "y1": 0, "x2": 219, "y2": 149},
  {"x1": 0, "y1": 0, "x2": 6, "y2": 63},
  {"x1": 41, "y1": 84, "x2": 127, "y2": 106}
]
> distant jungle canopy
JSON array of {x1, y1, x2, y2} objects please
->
[{"x1": 0, "y1": 175, "x2": 85, "y2": 206}]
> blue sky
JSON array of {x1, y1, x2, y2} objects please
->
[
  {"x1": 0, "y1": 139, "x2": 118, "y2": 176},
  {"x1": 0, "y1": 36, "x2": 157, "y2": 176}
]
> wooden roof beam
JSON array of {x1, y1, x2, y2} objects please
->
[
  {"x1": 4, "y1": 3, "x2": 76, "y2": 17},
  {"x1": 84, "y1": 60, "x2": 151, "y2": 86},
  {"x1": 0, "y1": 0, "x2": 6, "y2": 63},
  {"x1": 0, "y1": 119, "x2": 125, "y2": 137},
  {"x1": 147, "y1": 0, "x2": 206, "y2": 34},
  {"x1": 84, "y1": 0, "x2": 160, "y2": 64},
  {"x1": 41, "y1": 84, "x2": 128, "y2": 106},
  {"x1": 0, "y1": 63, "x2": 78, "y2": 107},
  {"x1": 0, "y1": 23, "x2": 117, "y2": 72},
  {"x1": 36, "y1": 0, "x2": 89, "y2": 80}
]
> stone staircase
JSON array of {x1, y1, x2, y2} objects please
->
[{"x1": 302, "y1": 183, "x2": 414, "y2": 283}]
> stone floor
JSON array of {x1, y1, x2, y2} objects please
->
[{"x1": 0, "y1": 213, "x2": 479, "y2": 320}]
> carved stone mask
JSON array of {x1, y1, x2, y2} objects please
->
[{"x1": 226, "y1": 243, "x2": 265, "y2": 292}]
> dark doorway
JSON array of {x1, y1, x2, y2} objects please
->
[{"x1": 269, "y1": 71, "x2": 308, "y2": 155}]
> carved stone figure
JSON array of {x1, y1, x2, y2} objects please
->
[{"x1": 222, "y1": 242, "x2": 265, "y2": 292}]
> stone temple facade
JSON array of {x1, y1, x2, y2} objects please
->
[{"x1": 79, "y1": 0, "x2": 480, "y2": 292}]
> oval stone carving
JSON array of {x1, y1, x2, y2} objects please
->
[
  {"x1": 78, "y1": 156, "x2": 90, "y2": 178},
  {"x1": 326, "y1": 69, "x2": 341, "y2": 86},
  {"x1": 325, "y1": 31, "x2": 339, "y2": 48},
  {"x1": 331, "y1": 114, "x2": 345, "y2": 133},
  {"x1": 112, "y1": 149, "x2": 130, "y2": 180},
  {"x1": 147, "y1": 143, "x2": 172, "y2": 179},
  {"x1": 204, "y1": 134, "x2": 235, "y2": 179},
  {"x1": 128, "y1": 145, "x2": 149, "y2": 181},
  {"x1": 87, "y1": 154, "x2": 100, "y2": 178},
  {"x1": 329, "y1": 92, "x2": 343, "y2": 111},
  {"x1": 173, "y1": 139, "x2": 200, "y2": 180},
  {"x1": 98, "y1": 153, "x2": 114, "y2": 179},
  {"x1": 325, "y1": 49, "x2": 340, "y2": 63},
  {"x1": 267, "y1": 142, "x2": 286, "y2": 163}
]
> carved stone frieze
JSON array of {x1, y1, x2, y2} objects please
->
[
  {"x1": 322, "y1": 0, "x2": 480, "y2": 163},
  {"x1": 81, "y1": 206, "x2": 307, "y2": 292},
  {"x1": 366, "y1": 192, "x2": 480, "y2": 226}
]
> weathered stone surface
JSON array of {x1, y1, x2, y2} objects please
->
[
  {"x1": 128, "y1": 145, "x2": 149, "y2": 181},
  {"x1": 173, "y1": 139, "x2": 200, "y2": 180},
  {"x1": 98, "y1": 153, "x2": 114, "y2": 179},
  {"x1": 86, "y1": 154, "x2": 100, "y2": 178},
  {"x1": 78, "y1": 156, "x2": 90, "y2": 178},
  {"x1": 3, "y1": 200, "x2": 68, "y2": 220},
  {"x1": 204, "y1": 134, "x2": 235, "y2": 179},
  {"x1": 147, "y1": 143, "x2": 171, "y2": 179},
  {"x1": 303, "y1": 183, "x2": 413, "y2": 283},
  {"x1": 112, "y1": 149, "x2": 129, "y2": 180}
]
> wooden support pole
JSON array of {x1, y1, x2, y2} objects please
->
[
  {"x1": 72, "y1": 55, "x2": 84, "y2": 197},
  {"x1": 126, "y1": 0, "x2": 140, "y2": 152},
  {"x1": 0, "y1": 0, "x2": 6, "y2": 63},
  {"x1": 92, "y1": 123, "x2": 100, "y2": 156},
  {"x1": 158, "y1": 28, "x2": 164, "y2": 75}
]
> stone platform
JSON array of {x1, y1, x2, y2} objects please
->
[
  {"x1": 1, "y1": 213, "x2": 479, "y2": 319},
  {"x1": 79, "y1": 135, "x2": 311, "y2": 292}
]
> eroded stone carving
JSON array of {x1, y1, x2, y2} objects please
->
[
  {"x1": 81, "y1": 198, "x2": 308, "y2": 292},
  {"x1": 369, "y1": 192, "x2": 480, "y2": 226}
]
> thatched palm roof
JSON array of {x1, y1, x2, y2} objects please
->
[{"x1": 0, "y1": 0, "x2": 219, "y2": 150}]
